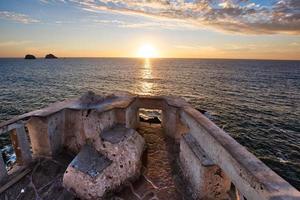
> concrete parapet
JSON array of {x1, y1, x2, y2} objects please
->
[
  {"x1": 0, "y1": 92, "x2": 299, "y2": 199},
  {"x1": 180, "y1": 133, "x2": 231, "y2": 199},
  {"x1": 180, "y1": 106, "x2": 300, "y2": 200}
]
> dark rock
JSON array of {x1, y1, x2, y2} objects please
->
[
  {"x1": 24, "y1": 54, "x2": 36, "y2": 59},
  {"x1": 45, "y1": 54, "x2": 58, "y2": 59},
  {"x1": 139, "y1": 116, "x2": 161, "y2": 124}
]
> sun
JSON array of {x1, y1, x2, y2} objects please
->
[{"x1": 137, "y1": 44, "x2": 158, "y2": 58}]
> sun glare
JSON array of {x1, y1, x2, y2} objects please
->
[{"x1": 137, "y1": 44, "x2": 158, "y2": 58}]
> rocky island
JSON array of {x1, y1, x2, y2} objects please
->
[
  {"x1": 24, "y1": 54, "x2": 36, "y2": 59},
  {"x1": 45, "y1": 54, "x2": 58, "y2": 59}
]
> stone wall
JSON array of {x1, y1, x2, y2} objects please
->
[{"x1": 0, "y1": 92, "x2": 299, "y2": 200}]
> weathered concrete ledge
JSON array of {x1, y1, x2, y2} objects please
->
[
  {"x1": 0, "y1": 91, "x2": 299, "y2": 200},
  {"x1": 181, "y1": 106, "x2": 300, "y2": 200}
]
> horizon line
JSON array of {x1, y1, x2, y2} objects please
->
[{"x1": 0, "y1": 56, "x2": 300, "y2": 61}]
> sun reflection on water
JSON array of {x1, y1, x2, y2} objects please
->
[{"x1": 140, "y1": 58, "x2": 153, "y2": 95}]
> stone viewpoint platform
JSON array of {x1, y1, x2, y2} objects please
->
[{"x1": 0, "y1": 91, "x2": 299, "y2": 200}]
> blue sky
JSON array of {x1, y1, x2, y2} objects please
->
[{"x1": 0, "y1": 0, "x2": 299, "y2": 59}]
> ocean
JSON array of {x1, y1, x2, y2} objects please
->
[{"x1": 0, "y1": 58, "x2": 299, "y2": 189}]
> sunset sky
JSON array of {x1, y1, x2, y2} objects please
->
[{"x1": 0, "y1": 0, "x2": 299, "y2": 60}]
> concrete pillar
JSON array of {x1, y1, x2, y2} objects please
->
[
  {"x1": 115, "y1": 108, "x2": 126, "y2": 125},
  {"x1": 10, "y1": 126, "x2": 32, "y2": 165},
  {"x1": 47, "y1": 111, "x2": 65, "y2": 155},
  {"x1": 0, "y1": 153, "x2": 8, "y2": 184},
  {"x1": 27, "y1": 117, "x2": 52, "y2": 157},
  {"x1": 64, "y1": 109, "x2": 84, "y2": 153},
  {"x1": 125, "y1": 103, "x2": 139, "y2": 129},
  {"x1": 162, "y1": 106, "x2": 175, "y2": 137},
  {"x1": 162, "y1": 106, "x2": 182, "y2": 139},
  {"x1": 27, "y1": 111, "x2": 65, "y2": 157}
]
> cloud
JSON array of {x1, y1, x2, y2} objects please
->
[
  {"x1": 39, "y1": 0, "x2": 66, "y2": 3},
  {"x1": 0, "y1": 40, "x2": 32, "y2": 47},
  {"x1": 174, "y1": 44, "x2": 252, "y2": 52},
  {"x1": 174, "y1": 42, "x2": 300, "y2": 54},
  {"x1": 60, "y1": 0, "x2": 300, "y2": 35},
  {"x1": 92, "y1": 18, "x2": 198, "y2": 30},
  {"x1": 289, "y1": 42, "x2": 300, "y2": 46},
  {"x1": 0, "y1": 11, "x2": 40, "y2": 24}
]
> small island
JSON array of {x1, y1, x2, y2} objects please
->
[
  {"x1": 24, "y1": 54, "x2": 36, "y2": 59},
  {"x1": 45, "y1": 54, "x2": 58, "y2": 59}
]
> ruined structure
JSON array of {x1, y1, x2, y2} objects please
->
[{"x1": 0, "y1": 91, "x2": 299, "y2": 200}]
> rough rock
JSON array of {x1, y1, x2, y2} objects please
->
[{"x1": 24, "y1": 54, "x2": 36, "y2": 59}]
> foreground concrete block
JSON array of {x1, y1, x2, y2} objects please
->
[
  {"x1": 63, "y1": 145, "x2": 113, "y2": 198},
  {"x1": 180, "y1": 133, "x2": 231, "y2": 199},
  {"x1": 63, "y1": 125, "x2": 145, "y2": 199}
]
